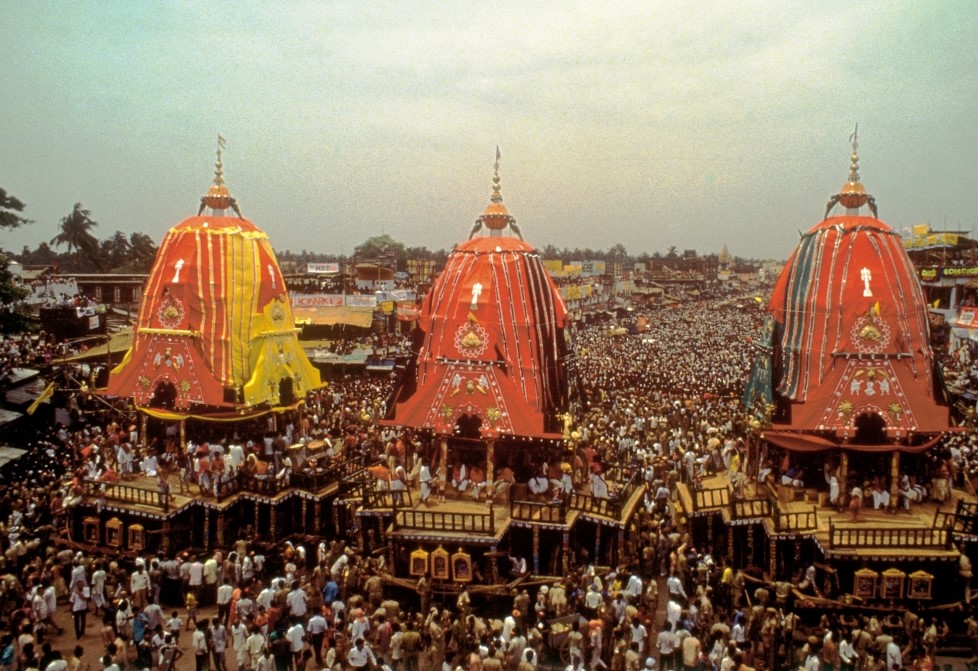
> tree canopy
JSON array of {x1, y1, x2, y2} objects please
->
[
  {"x1": 0, "y1": 188, "x2": 33, "y2": 332},
  {"x1": 0, "y1": 188, "x2": 32, "y2": 230}
]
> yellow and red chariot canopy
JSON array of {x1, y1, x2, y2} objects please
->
[{"x1": 106, "y1": 215, "x2": 321, "y2": 412}]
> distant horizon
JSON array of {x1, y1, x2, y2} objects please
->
[{"x1": 3, "y1": 2, "x2": 976, "y2": 261}]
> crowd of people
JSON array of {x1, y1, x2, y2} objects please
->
[{"x1": 1, "y1": 289, "x2": 977, "y2": 671}]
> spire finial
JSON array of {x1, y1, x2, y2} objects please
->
[
  {"x1": 491, "y1": 145, "x2": 502, "y2": 203},
  {"x1": 213, "y1": 134, "x2": 227, "y2": 186},
  {"x1": 823, "y1": 125, "x2": 878, "y2": 219},
  {"x1": 848, "y1": 124, "x2": 860, "y2": 183},
  {"x1": 468, "y1": 146, "x2": 520, "y2": 240},
  {"x1": 200, "y1": 134, "x2": 242, "y2": 216}
]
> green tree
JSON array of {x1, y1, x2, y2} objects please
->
[
  {"x1": 128, "y1": 232, "x2": 157, "y2": 269},
  {"x1": 354, "y1": 234, "x2": 407, "y2": 269},
  {"x1": 540, "y1": 244, "x2": 560, "y2": 259},
  {"x1": 51, "y1": 202, "x2": 101, "y2": 269},
  {"x1": 607, "y1": 243, "x2": 629, "y2": 263},
  {"x1": 100, "y1": 230, "x2": 132, "y2": 268},
  {"x1": 0, "y1": 188, "x2": 32, "y2": 230},
  {"x1": 0, "y1": 188, "x2": 33, "y2": 332}
]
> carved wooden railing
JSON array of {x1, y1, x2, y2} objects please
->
[
  {"x1": 569, "y1": 470, "x2": 643, "y2": 519},
  {"x1": 730, "y1": 496, "x2": 771, "y2": 521},
  {"x1": 829, "y1": 521, "x2": 951, "y2": 549},
  {"x1": 774, "y1": 506, "x2": 818, "y2": 533},
  {"x1": 394, "y1": 508, "x2": 495, "y2": 535},
  {"x1": 510, "y1": 498, "x2": 568, "y2": 524},
  {"x1": 83, "y1": 479, "x2": 167, "y2": 511},
  {"x1": 363, "y1": 488, "x2": 414, "y2": 510},
  {"x1": 934, "y1": 500, "x2": 978, "y2": 536},
  {"x1": 692, "y1": 486, "x2": 729, "y2": 513}
]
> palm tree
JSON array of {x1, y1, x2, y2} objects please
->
[
  {"x1": 128, "y1": 232, "x2": 157, "y2": 270},
  {"x1": 51, "y1": 203, "x2": 101, "y2": 268}
]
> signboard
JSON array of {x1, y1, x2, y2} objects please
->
[
  {"x1": 307, "y1": 262, "x2": 340, "y2": 274},
  {"x1": 291, "y1": 294, "x2": 344, "y2": 308},
  {"x1": 345, "y1": 294, "x2": 377, "y2": 307},
  {"x1": 290, "y1": 294, "x2": 379, "y2": 308},
  {"x1": 903, "y1": 233, "x2": 960, "y2": 250},
  {"x1": 543, "y1": 259, "x2": 564, "y2": 275},
  {"x1": 396, "y1": 303, "x2": 420, "y2": 321},
  {"x1": 918, "y1": 266, "x2": 978, "y2": 282},
  {"x1": 956, "y1": 308, "x2": 977, "y2": 328}
]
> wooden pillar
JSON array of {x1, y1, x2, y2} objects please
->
[
  {"x1": 562, "y1": 530, "x2": 570, "y2": 575},
  {"x1": 440, "y1": 438, "x2": 448, "y2": 479},
  {"x1": 486, "y1": 439, "x2": 495, "y2": 497},
  {"x1": 269, "y1": 504, "x2": 277, "y2": 540},
  {"x1": 204, "y1": 507, "x2": 211, "y2": 549},
  {"x1": 532, "y1": 527, "x2": 540, "y2": 574},
  {"x1": 313, "y1": 500, "x2": 321, "y2": 534},
  {"x1": 489, "y1": 544, "x2": 499, "y2": 583},
  {"x1": 179, "y1": 420, "x2": 187, "y2": 451},
  {"x1": 617, "y1": 527, "x2": 625, "y2": 568},
  {"x1": 594, "y1": 524, "x2": 602, "y2": 565},
  {"x1": 727, "y1": 526, "x2": 735, "y2": 563},
  {"x1": 254, "y1": 500, "x2": 261, "y2": 540},
  {"x1": 140, "y1": 413, "x2": 148, "y2": 450},
  {"x1": 216, "y1": 511, "x2": 225, "y2": 548},
  {"x1": 302, "y1": 498, "x2": 309, "y2": 529},
  {"x1": 747, "y1": 525, "x2": 755, "y2": 568},
  {"x1": 838, "y1": 450, "x2": 849, "y2": 491},
  {"x1": 768, "y1": 537, "x2": 777, "y2": 579},
  {"x1": 707, "y1": 514, "x2": 714, "y2": 543},
  {"x1": 161, "y1": 520, "x2": 171, "y2": 555},
  {"x1": 889, "y1": 450, "x2": 900, "y2": 509}
]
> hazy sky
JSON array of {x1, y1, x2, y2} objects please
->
[{"x1": 2, "y1": 1, "x2": 977, "y2": 261}]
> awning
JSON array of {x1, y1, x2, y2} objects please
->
[{"x1": 764, "y1": 430, "x2": 944, "y2": 454}]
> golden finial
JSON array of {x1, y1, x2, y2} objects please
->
[
  {"x1": 199, "y1": 134, "x2": 242, "y2": 217},
  {"x1": 213, "y1": 134, "x2": 227, "y2": 187},
  {"x1": 824, "y1": 124, "x2": 877, "y2": 219},
  {"x1": 468, "y1": 147, "x2": 522, "y2": 240},
  {"x1": 848, "y1": 124, "x2": 860, "y2": 183},
  {"x1": 491, "y1": 145, "x2": 502, "y2": 203}
]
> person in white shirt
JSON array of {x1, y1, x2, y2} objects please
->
[
  {"x1": 69, "y1": 582, "x2": 91, "y2": 639},
  {"x1": 885, "y1": 639, "x2": 902, "y2": 671},
  {"x1": 666, "y1": 575, "x2": 687, "y2": 606},
  {"x1": 245, "y1": 628, "x2": 266, "y2": 670},
  {"x1": 286, "y1": 582, "x2": 307, "y2": 619},
  {"x1": 625, "y1": 574, "x2": 643, "y2": 604},
  {"x1": 286, "y1": 622, "x2": 305, "y2": 669},
  {"x1": 839, "y1": 632, "x2": 857, "y2": 671},
  {"x1": 130, "y1": 565, "x2": 151, "y2": 611},
  {"x1": 217, "y1": 578, "x2": 234, "y2": 626},
  {"x1": 347, "y1": 639, "x2": 377, "y2": 670},
  {"x1": 306, "y1": 612, "x2": 329, "y2": 666},
  {"x1": 418, "y1": 461, "x2": 433, "y2": 505},
  {"x1": 230, "y1": 621, "x2": 248, "y2": 671}
]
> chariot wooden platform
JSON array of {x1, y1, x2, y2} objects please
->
[
  {"x1": 65, "y1": 451, "x2": 648, "y2": 588},
  {"x1": 676, "y1": 471, "x2": 978, "y2": 606},
  {"x1": 354, "y1": 471, "x2": 647, "y2": 584}
]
